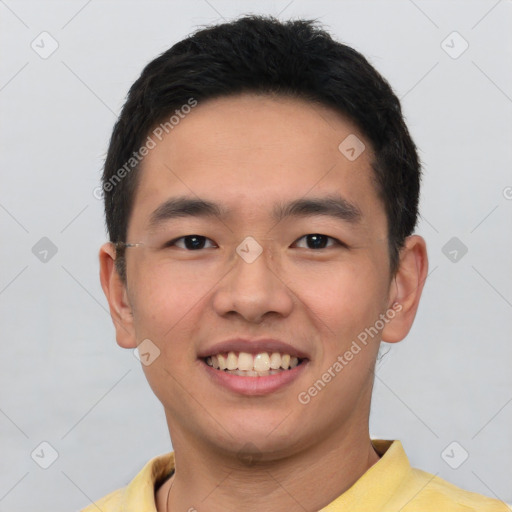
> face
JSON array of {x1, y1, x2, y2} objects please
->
[{"x1": 113, "y1": 94, "x2": 401, "y2": 459}]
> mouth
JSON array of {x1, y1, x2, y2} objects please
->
[
  {"x1": 197, "y1": 338, "x2": 310, "y2": 395},
  {"x1": 202, "y1": 351, "x2": 306, "y2": 377}
]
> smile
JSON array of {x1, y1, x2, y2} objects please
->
[{"x1": 204, "y1": 351, "x2": 303, "y2": 376}]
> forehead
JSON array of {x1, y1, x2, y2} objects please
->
[{"x1": 128, "y1": 93, "x2": 386, "y2": 236}]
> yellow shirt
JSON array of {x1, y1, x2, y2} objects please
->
[{"x1": 80, "y1": 440, "x2": 508, "y2": 511}]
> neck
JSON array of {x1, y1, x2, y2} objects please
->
[{"x1": 156, "y1": 424, "x2": 381, "y2": 512}]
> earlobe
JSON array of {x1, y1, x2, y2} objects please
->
[
  {"x1": 381, "y1": 235, "x2": 429, "y2": 343},
  {"x1": 99, "y1": 242, "x2": 137, "y2": 349}
]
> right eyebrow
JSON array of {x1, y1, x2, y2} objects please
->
[{"x1": 147, "y1": 197, "x2": 228, "y2": 231}]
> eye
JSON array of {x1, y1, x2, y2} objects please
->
[
  {"x1": 165, "y1": 235, "x2": 217, "y2": 250},
  {"x1": 293, "y1": 234, "x2": 345, "y2": 250}
]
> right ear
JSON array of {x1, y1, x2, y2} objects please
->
[{"x1": 99, "y1": 242, "x2": 137, "y2": 349}]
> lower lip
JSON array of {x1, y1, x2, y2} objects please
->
[{"x1": 200, "y1": 359, "x2": 308, "y2": 396}]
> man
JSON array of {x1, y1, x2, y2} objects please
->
[{"x1": 86, "y1": 15, "x2": 507, "y2": 512}]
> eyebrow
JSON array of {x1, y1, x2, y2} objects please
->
[
  {"x1": 148, "y1": 196, "x2": 227, "y2": 230},
  {"x1": 147, "y1": 194, "x2": 363, "y2": 230},
  {"x1": 273, "y1": 195, "x2": 362, "y2": 225}
]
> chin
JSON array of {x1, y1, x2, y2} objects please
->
[{"x1": 207, "y1": 412, "x2": 305, "y2": 458}]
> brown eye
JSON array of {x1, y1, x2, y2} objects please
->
[
  {"x1": 166, "y1": 235, "x2": 216, "y2": 250},
  {"x1": 293, "y1": 234, "x2": 344, "y2": 250}
]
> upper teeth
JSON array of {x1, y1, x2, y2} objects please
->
[{"x1": 206, "y1": 351, "x2": 300, "y2": 372}]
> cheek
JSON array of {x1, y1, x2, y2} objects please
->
[
  {"x1": 297, "y1": 257, "x2": 388, "y2": 351},
  {"x1": 129, "y1": 266, "x2": 202, "y2": 404},
  {"x1": 129, "y1": 257, "x2": 211, "y2": 316},
  {"x1": 127, "y1": 262, "x2": 209, "y2": 358}
]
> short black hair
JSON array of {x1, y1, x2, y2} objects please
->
[{"x1": 102, "y1": 14, "x2": 421, "y2": 283}]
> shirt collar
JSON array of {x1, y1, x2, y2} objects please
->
[
  {"x1": 319, "y1": 439, "x2": 412, "y2": 511},
  {"x1": 121, "y1": 450, "x2": 175, "y2": 511},
  {"x1": 119, "y1": 440, "x2": 410, "y2": 511}
]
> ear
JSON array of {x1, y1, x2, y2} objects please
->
[
  {"x1": 381, "y1": 235, "x2": 428, "y2": 343},
  {"x1": 99, "y1": 242, "x2": 137, "y2": 349}
]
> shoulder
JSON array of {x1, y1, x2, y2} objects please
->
[
  {"x1": 78, "y1": 451, "x2": 175, "y2": 511},
  {"x1": 397, "y1": 467, "x2": 510, "y2": 512}
]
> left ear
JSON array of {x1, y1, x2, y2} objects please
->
[{"x1": 381, "y1": 234, "x2": 428, "y2": 343}]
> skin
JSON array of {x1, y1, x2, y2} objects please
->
[{"x1": 99, "y1": 93, "x2": 428, "y2": 512}]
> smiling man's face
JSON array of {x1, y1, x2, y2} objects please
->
[{"x1": 101, "y1": 93, "x2": 418, "y2": 461}]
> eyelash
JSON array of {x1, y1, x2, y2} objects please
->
[{"x1": 165, "y1": 234, "x2": 347, "y2": 250}]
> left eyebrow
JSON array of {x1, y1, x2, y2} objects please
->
[{"x1": 272, "y1": 195, "x2": 363, "y2": 225}]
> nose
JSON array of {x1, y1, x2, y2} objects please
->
[{"x1": 211, "y1": 241, "x2": 294, "y2": 324}]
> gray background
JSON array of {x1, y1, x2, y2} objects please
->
[{"x1": 1, "y1": 0, "x2": 511, "y2": 510}]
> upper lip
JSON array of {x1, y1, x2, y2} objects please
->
[{"x1": 197, "y1": 338, "x2": 310, "y2": 360}]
